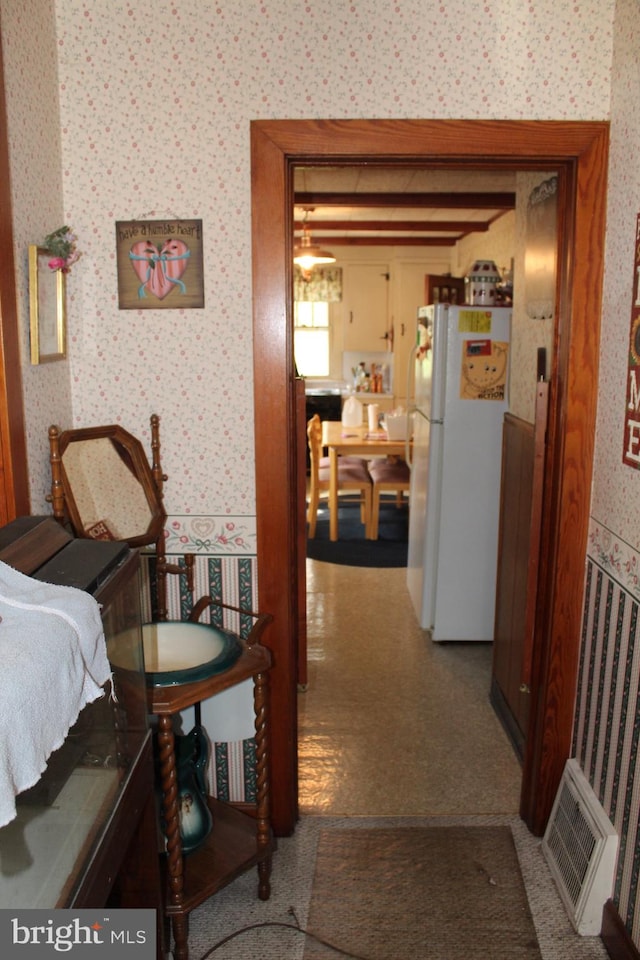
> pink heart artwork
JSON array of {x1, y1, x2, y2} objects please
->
[{"x1": 129, "y1": 238, "x2": 190, "y2": 300}]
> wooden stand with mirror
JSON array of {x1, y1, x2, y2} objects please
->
[
  {"x1": 47, "y1": 414, "x2": 273, "y2": 960},
  {"x1": 48, "y1": 413, "x2": 187, "y2": 620}
]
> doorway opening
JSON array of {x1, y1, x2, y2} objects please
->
[
  {"x1": 250, "y1": 118, "x2": 609, "y2": 837},
  {"x1": 294, "y1": 161, "x2": 553, "y2": 817}
]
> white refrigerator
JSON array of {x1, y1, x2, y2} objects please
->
[{"x1": 406, "y1": 302, "x2": 511, "y2": 641}]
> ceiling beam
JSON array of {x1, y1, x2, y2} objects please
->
[
  {"x1": 293, "y1": 218, "x2": 490, "y2": 232},
  {"x1": 311, "y1": 235, "x2": 458, "y2": 247},
  {"x1": 294, "y1": 191, "x2": 516, "y2": 209}
]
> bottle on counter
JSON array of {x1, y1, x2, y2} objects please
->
[{"x1": 354, "y1": 362, "x2": 367, "y2": 392}]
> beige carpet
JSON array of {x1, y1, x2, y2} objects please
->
[{"x1": 302, "y1": 826, "x2": 542, "y2": 960}]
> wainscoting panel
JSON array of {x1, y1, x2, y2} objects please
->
[
  {"x1": 211, "y1": 740, "x2": 257, "y2": 804},
  {"x1": 491, "y1": 413, "x2": 535, "y2": 757},
  {"x1": 576, "y1": 522, "x2": 640, "y2": 949},
  {"x1": 144, "y1": 537, "x2": 262, "y2": 805}
]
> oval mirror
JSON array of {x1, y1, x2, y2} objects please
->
[{"x1": 49, "y1": 422, "x2": 166, "y2": 549}]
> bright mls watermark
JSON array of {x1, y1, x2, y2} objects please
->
[{"x1": 0, "y1": 910, "x2": 156, "y2": 957}]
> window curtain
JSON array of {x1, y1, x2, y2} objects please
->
[{"x1": 294, "y1": 266, "x2": 343, "y2": 302}]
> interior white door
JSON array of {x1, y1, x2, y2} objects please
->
[{"x1": 342, "y1": 262, "x2": 390, "y2": 352}]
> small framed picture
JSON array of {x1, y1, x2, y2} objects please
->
[{"x1": 29, "y1": 245, "x2": 66, "y2": 363}]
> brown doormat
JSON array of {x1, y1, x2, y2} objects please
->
[{"x1": 302, "y1": 826, "x2": 542, "y2": 960}]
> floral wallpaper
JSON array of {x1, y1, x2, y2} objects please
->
[
  {"x1": 0, "y1": 0, "x2": 614, "y2": 527},
  {"x1": 0, "y1": 0, "x2": 73, "y2": 508},
  {"x1": 12, "y1": 0, "x2": 640, "y2": 940},
  {"x1": 582, "y1": 5, "x2": 640, "y2": 936},
  {"x1": 591, "y1": 0, "x2": 640, "y2": 548}
]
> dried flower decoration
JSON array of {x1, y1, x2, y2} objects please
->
[{"x1": 43, "y1": 226, "x2": 80, "y2": 273}]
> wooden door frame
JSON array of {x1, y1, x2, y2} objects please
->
[
  {"x1": 250, "y1": 119, "x2": 609, "y2": 837},
  {"x1": 0, "y1": 28, "x2": 28, "y2": 524}
]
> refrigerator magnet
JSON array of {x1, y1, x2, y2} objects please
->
[{"x1": 460, "y1": 340, "x2": 509, "y2": 401}]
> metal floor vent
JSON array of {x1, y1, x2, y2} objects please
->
[{"x1": 542, "y1": 759, "x2": 618, "y2": 936}]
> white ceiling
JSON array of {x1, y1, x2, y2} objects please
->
[{"x1": 293, "y1": 166, "x2": 517, "y2": 247}]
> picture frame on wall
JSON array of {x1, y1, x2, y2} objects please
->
[
  {"x1": 115, "y1": 218, "x2": 204, "y2": 309},
  {"x1": 29, "y1": 244, "x2": 66, "y2": 364}
]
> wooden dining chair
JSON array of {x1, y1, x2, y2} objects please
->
[
  {"x1": 367, "y1": 456, "x2": 411, "y2": 540},
  {"x1": 306, "y1": 414, "x2": 373, "y2": 538}
]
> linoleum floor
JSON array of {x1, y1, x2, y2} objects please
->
[
  {"x1": 188, "y1": 559, "x2": 608, "y2": 960},
  {"x1": 298, "y1": 559, "x2": 521, "y2": 816}
]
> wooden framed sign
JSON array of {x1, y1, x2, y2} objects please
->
[{"x1": 116, "y1": 219, "x2": 204, "y2": 309}]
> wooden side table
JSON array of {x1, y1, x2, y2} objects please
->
[{"x1": 146, "y1": 618, "x2": 272, "y2": 960}]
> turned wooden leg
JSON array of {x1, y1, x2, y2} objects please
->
[
  {"x1": 157, "y1": 714, "x2": 189, "y2": 960},
  {"x1": 170, "y1": 914, "x2": 189, "y2": 960},
  {"x1": 253, "y1": 670, "x2": 271, "y2": 901}
]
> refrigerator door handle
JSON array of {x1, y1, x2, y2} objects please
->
[
  {"x1": 406, "y1": 341, "x2": 419, "y2": 468},
  {"x1": 406, "y1": 341, "x2": 418, "y2": 411}
]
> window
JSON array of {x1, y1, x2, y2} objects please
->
[{"x1": 294, "y1": 301, "x2": 329, "y2": 376}]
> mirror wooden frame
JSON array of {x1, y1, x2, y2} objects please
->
[
  {"x1": 48, "y1": 420, "x2": 166, "y2": 549},
  {"x1": 48, "y1": 414, "x2": 190, "y2": 620}
]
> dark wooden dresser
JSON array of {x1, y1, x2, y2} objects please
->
[{"x1": 0, "y1": 516, "x2": 164, "y2": 956}]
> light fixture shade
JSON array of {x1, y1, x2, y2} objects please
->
[{"x1": 293, "y1": 227, "x2": 336, "y2": 272}]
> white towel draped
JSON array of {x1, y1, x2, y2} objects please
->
[{"x1": 0, "y1": 560, "x2": 110, "y2": 827}]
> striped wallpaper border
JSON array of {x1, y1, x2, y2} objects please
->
[
  {"x1": 588, "y1": 519, "x2": 640, "y2": 601},
  {"x1": 578, "y1": 518, "x2": 640, "y2": 942},
  {"x1": 211, "y1": 740, "x2": 257, "y2": 803},
  {"x1": 146, "y1": 551, "x2": 262, "y2": 805}
]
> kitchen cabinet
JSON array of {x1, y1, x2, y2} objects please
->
[
  {"x1": 335, "y1": 256, "x2": 452, "y2": 404},
  {"x1": 390, "y1": 261, "x2": 433, "y2": 409},
  {"x1": 425, "y1": 273, "x2": 465, "y2": 305},
  {"x1": 342, "y1": 262, "x2": 391, "y2": 352}
]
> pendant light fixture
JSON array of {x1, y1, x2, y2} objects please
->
[{"x1": 293, "y1": 208, "x2": 336, "y2": 278}]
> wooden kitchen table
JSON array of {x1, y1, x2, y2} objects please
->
[{"x1": 321, "y1": 420, "x2": 411, "y2": 541}]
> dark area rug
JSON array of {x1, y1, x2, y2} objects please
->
[
  {"x1": 306, "y1": 496, "x2": 408, "y2": 568},
  {"x1": 302, "y1": 826, "x2": 542, "y2": 960}
]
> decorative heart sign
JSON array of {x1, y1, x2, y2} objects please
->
[
  {"x1": 129, "y1": 238, "x2": 191, "y2": 300},
  {"x1": 116, "y1": 219, "x2": 204, "y2": 310}
]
